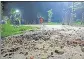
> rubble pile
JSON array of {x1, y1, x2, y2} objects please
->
[{"x1": 1, "y1": 27, "x2": 84, "y2": 59}]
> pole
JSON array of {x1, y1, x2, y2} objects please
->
[{"x1": 0, "y1": 1, "x2": 1, "y2": 59}]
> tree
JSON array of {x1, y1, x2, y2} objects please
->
[
  {"x1": 1, "y1": 2, "x2": 5, "y2": 20},
  {"x1": 69, "y1": 2, "x2": 84, "y2": 25},
  {"x1": 3, "y1": 16, "x2": 10, "y2": 24},
  {"x1": 62, "y1": 9, "x2": 68, "y2": 25},
  {"x1": 10, "y1": 8, "x2": 16, "y2": 25},
  {"x1": 10, "y1": 8, "x2": 22, "y2": 25},
  {"x1": 69, "y1": 2, "x2": 76, "y2": 25},
  {"x1": 16, "y1": 13, "x2": 21, "y2": 25},
  {"x1": 62, "y1": 2, "x2": 72, "y2": 25},
  {"x1": 1, "y1": 2, "x2": 11, "y2": 24},
  {"x1": 47, "y1": 9, "x2": 53, "y2": 22},
  {"x1": 1, "y1": 2, "x2": 3, "y2": 19},
  {"x1": 81, "y1": 2, "x2": 84, "y2": 25}
]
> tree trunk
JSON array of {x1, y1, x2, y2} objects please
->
[
  {"x1": 81, "y1": 12, "x2": 84, "y2": 25},
  {"x1": 18, "y1": 18, "x2": 21, "y2": 25},
  {"x1": 81, "y1": 2, "x2": 84, "y2": 25},
  {"x1": 48, "y1": 18, "x2": 51, "y2": 22},
  {"x1": 70, "y1": 2, "x2": 75, "y2": 25},
  {"x1": 0, "y1": 1, "x2": 1, "y2": 58},
  {"x1": 63, "y1": 11, "x2": 68, "y2": 25},
  {"x1": 70, "y1": 13, "x2": 74, "y2": 25},
  {"x1": 65, "y1": 11, "x2": 68, "y2": 25}
]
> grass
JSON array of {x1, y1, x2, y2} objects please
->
[
  {"x1": 46, "y1": 21, "x2": 83, "y2": 25},
  {"x1": 74, "y1": 21, "x2": 81, "y2": 25},
  {"x1": 1, "y1": 24, "x2": 39, "y2": 37}
]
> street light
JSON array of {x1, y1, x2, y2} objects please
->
[
  {"x1": 15, "y1": 9, "x2": 21, "y2": 16},
  {"x1": 16, "y1": 9, "x2": 20, "y2": 13}
]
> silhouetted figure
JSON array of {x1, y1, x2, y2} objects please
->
[
  {"x1": 39, "y1": 16, "x2": 44, "y2": 24},
  {"x1": 39, "y1": 16, "x2": 45, "y2": 30}
]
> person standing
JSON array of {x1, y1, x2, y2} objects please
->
[
  {"x1": 39, "y1": 16, "x2": 45, "y2": 30},
  {"x1": 39, "y1": 16, "x2": 44, "y2": 24}
]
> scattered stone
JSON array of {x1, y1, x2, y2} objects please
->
[
  {"x1": 3, "y1": 54, "x2": 8, "y2": 57},
  {"x1": 8, "y1": 47, "x2": 20, "y2": 52},
  {"x1": 19, "y1": 52, "x2": 24, "y2": 54},
  {"x1": 24, "y1": 52, "x2": 28, "y2": 56},
  {"x1": 51, "y1": 52, "x2": 53, "y2": 55},
  {"x1": 9, "y1": 57, "x2": 12, "y2": 58},
  {"x1": 81, "y1": 46, "x2": 84, "y2": 52},
  {"x1": 71, "y1": 54, "x2": 82, "y2": 59},
  {"x1": 9, "y1": 53, "x2": 14, "y2": 56},
  {"x1": 68, "y1": 58, "x2": 71, "y2": 59},
  {"x1": 54, "y1": 47, "x2": 64, "y2": 54},
  {"x1": 80, "y1": 54, "x2": 82, "y2": 56},
  {"x1": 1, "y1": 50, "x2": 7, "y2": 54},
  {"x1": 26, "y1": 57, "x2": 28, "y2": 59}
]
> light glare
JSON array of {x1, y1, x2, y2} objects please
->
[{"x1": 16, "y1": 9, "x2": 19, "y2": 13}]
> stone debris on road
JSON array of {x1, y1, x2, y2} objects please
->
[{"x1": 1, "y1": 25, "x2": 84, "y2": 59}]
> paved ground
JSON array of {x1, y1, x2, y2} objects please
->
[{"x1": 24, "y1": 24, "x2": 83, "y2": 30}]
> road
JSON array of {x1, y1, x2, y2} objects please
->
[{"x1": 26, "y1": 24, "x2": 83, "y2": 30}]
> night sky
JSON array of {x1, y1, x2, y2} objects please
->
[{"x1": 2, "y1": 2, "x2": 73, "y2": 24}]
